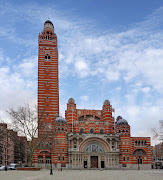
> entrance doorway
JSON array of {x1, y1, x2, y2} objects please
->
[
  {"x1": 84, "y1": 161, "x2": 87, "y2": 168},
  {"x1": 101, "y1": 161, "x2": 105, "y2": 168},
  {"x1": 91, "y1": 156, "x2": 98, "y2": 168}
]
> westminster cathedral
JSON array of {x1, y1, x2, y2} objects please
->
[{"x1": 32, "y1": 20, "x2": 151, "y2": 169}]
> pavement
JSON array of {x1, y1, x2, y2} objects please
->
[{"x1": 0, "y1": 169, "x2": 163, "y2": 180}]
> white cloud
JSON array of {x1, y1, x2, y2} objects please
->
[
  {"x1": 80, "y1": 96, "x2": 89, "y2": 101},
  {"x1": 74, "y1": 59, "x2": 89, "y2": 77},
  {"x1": 0, "y1": 52, "x2": 37, "y2": 114}
]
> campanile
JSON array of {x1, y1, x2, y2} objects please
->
[{"x1": 38, "y1": 20, "x2": 59, "y2": 137}]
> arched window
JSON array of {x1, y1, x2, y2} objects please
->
[
  {"x1": 46, "y1": 142, "x2": 51, "y2": 149},
  {"x1": 123, "y1": 157, "x2": 125, "y2": 161},
  {"x1": 135, "y1": 141, "x2": 137, "y2": 146},
  {"x1": 133, "y1": 149, "x2": 147, "y2": 156},
  {"x1": 78, "y1": 116, "x2": 84, "y2": 121},
  {"x1": 62, "y1": 128, "x2": 64, "y2": 133},
  {"x1": 80, "y1": 128, "x2": 84, "y2": 133},
  {"x1": 45, "y1": 156, "x2": 51, "y2": 164},
  {"x1": 45, "y1": 54, "x2": 50, "y2": 61},
  {"x1": 100, "y1": 129, "x2": 104, "y2": 134},
  {"x1": 85, "y1": 144, "x2": 104, "y2": 152},
  {"x1": 122, "y1": 130, "x2": 125, "y2": 133},
  {"x1": 39, "y1": 141, "x2": 43, "y2": 149},
  {"x1": 119, "y1": 130, "x2": 121, "y2": 133},
  {"x1": 38, "y1": 156, "x2": 43, "y2": 164},
  {"x1": 90, "y1": 129, "x2": 94, "y2": 133},
  {"x1": 58, "y1": 128, "x2": 60, "y2": 133}
]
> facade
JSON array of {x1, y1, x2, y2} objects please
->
[
  {"x1": 33, "y1": 20, "x2": 152, "y2": 169},
  {"x1": 0, "y1": 123, "x2": 28, "y2": 166}
]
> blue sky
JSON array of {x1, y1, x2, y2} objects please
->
[{"x1": 0, "y1": 0, "x2": 163, "y2": 145}]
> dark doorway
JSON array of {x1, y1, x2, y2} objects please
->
[
  {"x1": 137, "y1": 158, "x2": 142, "y2": 164},
  {"x1": 91, "y1": 156, "x2": 98, "y2": 168},
  {"x1": 84, "y1": 161, "x2": 87, "y2": 168},
  {"x1": 101, "y1": 161, "x2": 105, "y2": 168}
]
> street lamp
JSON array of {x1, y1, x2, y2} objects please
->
[
  {"x1": 4, "y1": 144, "x2": 7, "y2": 171},
  {"x1": 49, "y1": 143, "x2": 53, "y2": 175}
]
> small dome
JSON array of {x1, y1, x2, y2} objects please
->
[
  {"x1": 56, "y1": 116, "x2": 67, "y2": 123},
  {"x1": 44, "y1": 20, "x2": 54, "y2": 26},
  {"x1": 116, "y1": 116, "x2": 122, "y2": 121},
  {"x1": 104, "y1": 99, "x2": 110, "y2": 105},
  {"x1": 117, "y1": 119, "x2": 128, "y2": 125},
  {"x1": 68, "y1": 98, "x2": 75, "y2": 104}
]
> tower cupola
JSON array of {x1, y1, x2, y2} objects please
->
[{"x1": 44, "y1": 19, "x2": 54, "y2": 32}]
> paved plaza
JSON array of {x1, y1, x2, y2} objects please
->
[{"x1": 0, "y1": 169, "x2": 163, "y2": 180}]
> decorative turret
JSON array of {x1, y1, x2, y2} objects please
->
[
  {"x1": 65, "y1": 98, "x2": 77, "y2": 132},
  {"x1": 116, "y1": 116, "x2": 130, "y2": 136},
  {"x1": 102, "y1": 99, "x2": 114, "y2": 133},
  {"x1": 54, "y1": 116, "x2": 68, "y2": 165}
]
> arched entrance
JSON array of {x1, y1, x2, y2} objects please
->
[{"x1": 79, "y1": 138, "x2": 110, "y2": 168}]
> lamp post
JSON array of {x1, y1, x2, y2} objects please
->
[
  {"x1": 4, "y1": 144, "x2": 7, "y2": 171},
  {"x1": 49, "y1": 143, "x2": 53, "y2": 175}
]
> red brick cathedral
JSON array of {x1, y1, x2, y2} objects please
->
[{"x1": 33, "y1": 20, "x2": 151, "y2": 169}]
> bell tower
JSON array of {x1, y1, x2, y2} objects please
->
[{"x1": 38, "y1": 20, "x2": 59, "y2": 137}]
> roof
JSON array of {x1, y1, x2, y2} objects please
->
[
  {"x1": 117, "y1": 119, "x2": 128, "y2": 125},
  {"x1": 44, "y1": 20, "x2": 54, "y2": 26},
  {"x1": 56, "y1": 116, "x2": 67, "y2": 123}
]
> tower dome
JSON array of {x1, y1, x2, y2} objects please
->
[
  {"x1": 44, "y1": 19, "x2": 54, "y2": 31},
  {"x1": 44, "y1": 20, "x2": 54, "y2": 26},
  {"x1": 56, "y1": 116, "x2": 67, "y2": 123},
  {"x1": 68, "y1": 98, "x2": 75, "y2": 104},
  {"x1": 117, "y1": 119, "x2": 128, "y2": 125},
  {"x1": 104, "y1": 99, "x2": 110, "y2": 105}
]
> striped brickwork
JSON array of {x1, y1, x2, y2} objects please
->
[
  {"x1": 33, "y1": 20, "x2": 152, "y2": 169},
  {"x1": 38, "y1": 21, "x2": 59, "y2": 138}
]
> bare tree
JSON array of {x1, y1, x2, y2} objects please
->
[
  {"x1": 152, "y1": 120, "x2": 163, "y2": 142},
  {"x1": 5, "y1": 103, "x2": 46, "y2": 166}
]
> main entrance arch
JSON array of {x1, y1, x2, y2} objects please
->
[{"x1": 79, "y1": 137, "x2": 110, "y2": 168}]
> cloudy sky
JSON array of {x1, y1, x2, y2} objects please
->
[{"x1": 0, "y1": 0, "x2": 163, "y2": 145}]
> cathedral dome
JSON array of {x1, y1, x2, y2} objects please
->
[
  {"x1": 44, "y1": 20, "x2": 54, "y2": 26},
  {"x1": 117, "y1": 119, "x2": 128, "y2": 125},
  {"x1": 68, "y1": 98, "x2": 75, "y2": 104},
  {"x1": 104, "y1": 99, "x2": 110, "y2": 105},
  {"x1": 56, "y1": 116, "x2": 67, "y2": 123}
]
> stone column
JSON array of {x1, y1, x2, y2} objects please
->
[
  {"x1": 115, "y1": 140, "x2": 117, "y2": 149},
  {"x1": 81, "y1": 155, "x2": 83, "y2": 168},
  {"x1": 88, "y1": 155, "x2": 90, "y2": 169},
  {"x1": 99, "y1": 156, "x2": 101, "y2": 168},
  {"x1": 78, "y1": 154, "x2": 79, "y2": 168},
  {"x1": 110, "y1": 139, "x2": 112, "y2": 150},
  {"x1": 75, "y1": 154, "x2": 76, "y2": 168},
  {"x1": 69, "y1": 153, "x2": 70, "y2": 168},
  {"x1": 105, "y1": 155, "x2": 107, "y2": 168},
  {"x1": 72, "y1": 154, "x2": 73, "y2": 168}
]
